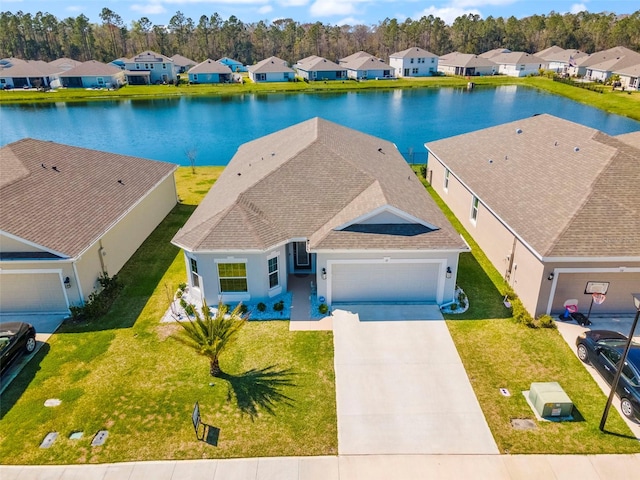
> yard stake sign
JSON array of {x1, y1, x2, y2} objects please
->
[{"x1": 192, "y1": 401, "x2": 203, "y2": 440}]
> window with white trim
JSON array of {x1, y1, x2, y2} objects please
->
[
  {"x1": 190, "y1": 258, "x2": 200, "y2": 288},
  {"x1": 218, "y1": 263, "x2": 248, "y2": 292},
  {"x1": 268, "y1": 257, "x2": 279, "y2": 289},
  {"x1": 471, "y1": 196, "x2": 479, "y2": 223},
  {"x1": 444, "y1": 169, "x2": 450, "y2": 191}
]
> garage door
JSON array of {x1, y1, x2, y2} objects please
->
[
  {"x1": 331, "y1": 262, "x2": 439, "y2": 303},
  {"x1": 0, "y1": 273, "x2": 68, "y2": 313}
]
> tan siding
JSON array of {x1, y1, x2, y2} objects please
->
[
  {"x1": 511, "y1": 241, "x2": 545, "y2": 315},
  {"x1": 0, "y1": 233, "x2": 47, "y2": 253}
]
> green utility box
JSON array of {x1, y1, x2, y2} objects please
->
[{"x1": 529, "y1": 382, "x2": 573, "y2": 418}]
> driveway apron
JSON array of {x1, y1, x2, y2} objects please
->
[{"x1": 332, "y1": 305, "x2": 498, "y2": 455}]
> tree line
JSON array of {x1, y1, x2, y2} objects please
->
[{"x1": 1, "y1": 9, "x2": 638, "y2": 67}]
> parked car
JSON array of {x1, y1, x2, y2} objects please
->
[
  {"x1": 576, "y1": 330, "x2": 640, "y2": 422},
  {"x1": 0, "y1": 321, "x2": 37, "y2": 376}
]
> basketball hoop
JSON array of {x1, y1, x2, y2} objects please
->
[{"x1": 592, "y1": 293, "x2": 606, "y2": 305}]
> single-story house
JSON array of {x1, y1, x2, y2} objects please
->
[
  {"x1": 188, "y1": 59, "x2": 233, "y2": 84},
  {"x1": 294, "y1": 56, "x2": 347, "y2": 81},
  {"x1": 478, "y1": 48, "x2": 512, "y2": 59},
  {"x1": 171, "y1": 54, "x2": 197, "y2": 73},
  {"x1": 338, "y1": 51, "x2": 376, "y2": 64},
  {"x1": 425, "y1": 114, "x2": 640, "y2": 317},
  {"x1": 0, "y1": 60, "x2": 55, "y2": 88},
  {"x1": 248, "y1": 56, "x2": 295, "y2": 82},
  {"x1": 437, "y1": 52, "x2": 496, "y2": 76},
  {"x1": 56, "y1": 60, "x2": 125, "y2": 89},
  {"x1": 218, "y1": 57, "x2": 247, "y2": 73},
  {"x1": 340, "y1": 55, "x2": 393, "y2": 80},
  {"x1": 0, "y1": 139, "x2": 178, "y2": 314},
  {"x1": 123, "y1": 51, "x2": 177, "y2": 84},
  {"x1": 488, "y1": 51, "x2": 545, "y2": 77},
  {"x1": 535, "y1": 47, "x2": 588, "y2": 74},
  {"x1": 48, "y1": 57, "x2": 83, "y2": 72},
  {"x1": 568, "y1": 46, "x2": 639, "y2": 78},
  {"x1": 389, "y1": 47, "x2": 438, "y2": 77},
  {"x1": 172, "y1": 118, "x2": 468, "y2": 308},
  {"x1": 586, "y1": 49, "x2": 640, "y2": 83},
  {"x1": 616, "y1": 63, "x2": 640, "y2": 90}
]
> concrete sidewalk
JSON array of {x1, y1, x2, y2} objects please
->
[{"x1": 2, "y1": 454, "x2": 639, "y2": 479}]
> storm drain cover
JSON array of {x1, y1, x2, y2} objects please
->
[
  {"x1": 40, "y1": 432, "x2": 58, "y2": 448},
  {"x1": 69, "y1": 432, "x2": 83, "y2": 440},
  {"x1": 91, "y1": 430, "x2": 108, "y2": 446},
  {"x1": 44, "y1": 398, "x2": 62, "y2": 407},
  {"x1": 511, "y1": 418, "x2": 537, "y2": 430}
]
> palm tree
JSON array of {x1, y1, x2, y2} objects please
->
[{"x1": 174, "y1": 300, "x2": 247, "y2": 377}]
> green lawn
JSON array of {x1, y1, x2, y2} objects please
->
[{"x1": 0, "y1": 168, "x2": 337, "y2": 464}]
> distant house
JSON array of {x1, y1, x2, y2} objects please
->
[
  {"x1": 0, "y1": 139, "x2": 177, "y2": 314},
  {"x1": 48, "y1": 57, "x2": 82, "y2": 72},
  {"x1": 338, "y1": 51, "x2": 376, "y2": 64},
  {"x1": 389, "y1": 47, "x2": 438, "y2": 77},
  {"x1": 426, "y1": 114, "x2": 640, "y2": 317},
  {"x1": 218, "y1": 57, "x2": 247, "y2": 73},
  {"x1": 110, "y1": 58, "x2": 127, "y2": 70},
  {"x1": 616, "y1": 63, "x2": 640, "y2": 90},
  {"x1": 568, "y1": 46, "x2": 640, "y2": 78},
  {"x1": 171, "y1": 54, "x2": 197, "y2": 73},
  {"x1": 188, "y1": 59, "x2": 232, "y2": 83},
  {"x1": 56, "y1": 60, "x2": 125, "y2": 89},
  {"x1": 123, "y1": 51, "x2": 177, "y2": 84},
  {"x1": 535, "y1": 46, "x2": 588, "y2": 74},
  {"x1": 0, "y1": 60, "x2": 55, "y2": 89},
  {"x1": 248, "y1": 56, "x2": 294, "y2": 82},
  {"x1": 487, "y1": 51, "x2": 545, "y2": 77},
  {"x1": 172, "y1": 118, "x2": 467, "y2": 308},
  {"x1": 294, "y1": 55, "x2": 347, "y2": 81},
  {"x1": 437, "y1": 52, "x2": 496, "y2": 76},
  {"x1": 340, "y1": 55, "x2": 393, "y2": 80}
]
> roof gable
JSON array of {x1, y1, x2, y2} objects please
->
[{"x1": 189, "y1": 59, "x2": 232, "y2": 74}]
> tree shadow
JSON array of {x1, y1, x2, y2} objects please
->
[{"x1": 219, "y1": 366, "x2": 297, "y2": 420}]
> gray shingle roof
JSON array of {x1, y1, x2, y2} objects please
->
[
  {"x1": 0, "y1": 139, "x2": 177, "y2": 258},
  {"x1": 390, "y1": 47, "x2": 437, "y2": 59},
  {"x1": 426, "y1": 114, "x2": 640, "y2": 258},
  {"x1": 248, "y1": 56, "x2": 294, "y2": 74},
  {"x1": 173, "y1": 118, "x2": 466, "y2": 252},
  {"x1": 295, "y1": 56, "x2": 345, "y2": 72},
  {"x1": 341, "y1": 56, "x2": 393, "y2": 71},
  {"x1": 58, "y1": 60, "x2": 123, "y2": 77},
  {"x1": 189, "y1": 59, "x2": 232, "y2": 74},
  {"x1": 438, "y1": 52, "x2": 496, "y2": 68}
]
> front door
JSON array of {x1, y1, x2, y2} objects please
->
[{"x1": 293, "y1": 241, "x2": 310, "y2": 270}]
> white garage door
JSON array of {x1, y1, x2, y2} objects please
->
[
  {"x1": 331, "y1": 262, "x2": 440, "y2": 303},
  {"x1": 0, "y1": 273, "x2": 68, "y2": 314}
]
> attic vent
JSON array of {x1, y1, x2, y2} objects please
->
[
  {"x1": 516, "y1": 128, "x2": 523, "y2": 134},
  {"x1": 52, "y1": 166, "x2": 60, "y2": 172},
  {"x1": 574, "y1": 146, "x2": 580, "y2": 152},
  {"x1": 488, "y1": 159, "x2": 493, "y2": 164}
]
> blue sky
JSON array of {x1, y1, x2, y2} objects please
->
[{"x1": 3, "y1": 0, "x2": 638, "y2": 26}]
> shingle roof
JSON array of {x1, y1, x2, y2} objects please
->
[
  {"x1": 58, "y1": 60, "x2": 123, "y2": 77},
  {"x1": 0, "y1": 60, "x2": 55, "y2": 78},
  {"x1": 248, "y1": 56, "x2": 294, "y2": 74},
  {"x1": 189, "y1": 59, "x2": 232, "y2": 74},
  {"x1": 390, "y1": 47, "x2": 437, "y2": 59},
  {"x1": 339, "y1": 51, "x2": 376, "y2": 63},
  {"x1": 171, "y1": 54, "x2": 196, "y2": 67},
  {"x1": 341, "y1": 56, "x2": 393, "y2": 71},
  {"x1": 0, "y1": 139, "x2": 177, "y2": 258},
  {"x1": 479, "y1": 48, "x2": 511, "y2": 59},
  {"x1": 173, "y1": 118, "x2": 466, "y2": 252},
  {"x1": 577, "y1": 46, "x2": 640, "y2": 68},
  {"x1": 489, "y1": 51, "x2": 545, "y2": 65},
  {"x1": 426, "y1": 114, "x2": 640, "y2": 258},
  {"x1": 438, "y1": 52, "x2": 496, "y2": 68},
  {"x1": 295, "y1": 56, "x2": 345, "y2": 72},
  {"x1": 126, "y1": 51, "x2": 174, "y2": 64}
]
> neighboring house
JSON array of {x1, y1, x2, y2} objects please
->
[
  {"x1": 248, "y1": 56, "x2": 294, "y2": 83},
  {"x1": 188, "y1": 59, "x2": 232, "y2": 83},
  {"x1": 48, "y1": 57, "x2": 82, "y2": 72},
  {"x1": 535, "y1": 47, "x2": 588, "y2": 74},
  {"x1": 172, "y1": 118, "x2": 467, "y2": 308},
  {"x1": 586, "y1": 49, "x2": 640, "y2": 82},
  {"x1": 340, "y1": 55, "x2": 393, "y2": 80},
  {"x1": 568, "y1": 46, "x2": 640, "y2": 78},
  {"x1": 488, "y1": 51, "x2": 545, "y2": 77},
  {"x1": 294, "y1": 56, "x2": 347, "y2": 81},
  {"x1": 0, "y1": 60, "x2": 55, "y2": 88},
  {"x1": 437, "y1": 52, "x2": 496, "y2": 76},
  {"x1": 0, "y1": 139, "x2": 178, "y2": 315},
  {"x1": 478, "y1": 48, "x2": 512, "y2": 59},
  {"x1": 338, "y1": 51, "x2": 376, "y2": 64},
  {"x1": 171, "y1": 54, "x2": 196, "y2": 73},
  {"x1": 389, "y1": 47, "x2": 438, "y2": 77},
  {"x1": 123, "y1": 51, "x2": 177, "y2": 84},
  {"x1": 218, "y1": 57, "x2": 247, "y2": 73},
  {"x1": 425, "y1": 114, "x2": 640, "y2": 317},
  {"x1": 110, "y1": 58, "x2": 127, "y2": 70},
  {"x1": 616, "y1": 63, "x2": 640, "y2": 90},
  {"x1": 55, "y1": 60, "x2": 125, "y2": 89}
]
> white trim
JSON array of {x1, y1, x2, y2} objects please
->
[
  {"x1": 334, "y1": 205, "x2": 439, "y2": 231},
  {"x1": 315, "y1": 248, "x2": 468, "y2": 254},
  {"x1": 214, "y1": 257, "x2": 249, "y2": 264},
  {"x1": 0, "y1": 268, "x2": 71, "y2": 311},
  {"x1": 542, "y1": 256, "x2": 640, "y2": 263},
  {"x1": 326, "y1": 258, "x2": 446, "y2": 306},
  {"x1": 545, "y1": 266, "x2": 640, "y2": 315},
  {"x1": 0, "y1": 229, "x2": 69, "y2": 259}
]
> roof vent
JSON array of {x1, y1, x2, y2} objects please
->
[
  {"x1": 117, "y1": 179, "x2": 124, "y2": 185},
  {"x1": 41, "y1": 163, "x2": 46, "y2": 169},
  {"x1": 574, "y1": 146, "x2": 580, "y2": 152},
  {"x1": 488, "y1": 159, "x2": 493, "y2": 164},
  {"x1": 516, "y1": 128, "x2": 523, "y2": 134},
  {"x1": 237, "y1": 172, "x2": 241, "y2": 176},
  {"x1": 554, "y1": 141, "x2": 558, "y2": 146},
  {"x1": 52, "y1": 166, "x2": 59, "y2": 172}
]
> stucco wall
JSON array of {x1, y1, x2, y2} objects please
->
[{"x1": 0, "y1": 233, "x2": 44, "y2": 253}]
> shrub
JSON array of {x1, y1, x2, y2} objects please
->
[
  {"x1": 318, "y1": 303, "x2": 329, "y2": 315},
  {"x1": 257, "y1": 302, "x2": 266, "y2": 312},
  {"x1": 512, "y1": 300, "x2": 535, "y2": 328},
  {"x1": 458, "y1": 291, "x2": 467, "y2": 307},
  {"x1": 273, "y1": 300, "x2": 284, "y2": 312},
  {"x1": 184, "y1": 304, "x2": 195, "y2": 316},
  {"x1": 537, "y1": 314, "x2": 557, "y2": 329},
  {"x1": 419, "y1": 165, "x2": 427, "y2": 178},
  {"x1": 68, "y1": 273, "x2": 122, "y2": 322},
  {"x1": 176, "y1": 290, "x2": 183, "y2": 299},
  {"x1": 178, "y1": 282, "x2": 187, "y2": 292},
  {"x1": 239, "y1": 303, "x2": 249, "y2": 315},
  {"x1": 180, "y1": 298, "x2": 188, "y2": 309},
  {"x1": 450, "y1": 303, "x2": 458, "y2": 311}
]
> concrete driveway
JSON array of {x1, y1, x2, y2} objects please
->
[{"x1": 332, "y1": 304, "x2": 499, "y2": 455}]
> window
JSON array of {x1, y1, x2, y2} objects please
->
[
  {"x1": 193, "y1": 74, "x2": 198, "y2": 81},
  {"x1": 410, "y1": 58, "x2": 414, "y2": 64},
  {"x1": 268, "y1": 257, "x2": 279, "y2": 289},
  {"x1": 412, "y1": 68, "x2": 419, "y2": 74},
  {"x1": 471, "y1": 196, "x2": 479, "y2": 222},
  {"x1": 256, "y1": 73, "x2": 266, "y2": 81},
  {"x1": 163, "y1": 64, "x2": 167, "y2": 69},
  {"x1": 218, "y1": 263, "x2": 248, "y2": 292},
  {"x1": 190, "y1": 258, "x2": 200, "y2": 288},
  {"x1": 444, "y1": 169, "x2": 450, "y2": 190}
]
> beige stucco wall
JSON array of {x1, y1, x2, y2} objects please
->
[{"x1": 0, "y1": 233, "x2": 45, "y2": 253}]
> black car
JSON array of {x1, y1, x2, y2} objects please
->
[
  {"x1": 576, "y1": 330, "x2": 640, "y2": 422},
  {"x1": 0, "y1": 321, "x2": 37, "y2": 376}
]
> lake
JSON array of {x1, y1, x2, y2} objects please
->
[{"x1": 1, "y1": 86, "x2": 638, "y2": 165}]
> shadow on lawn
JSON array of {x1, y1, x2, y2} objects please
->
[{"x1": 220, "y1": 366, "x2": 297, "y2": 420}]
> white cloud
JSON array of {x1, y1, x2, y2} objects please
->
[
  {"x1": 310, "y1": 0, "x2": 357, "y2": 17},
  {"x1": 65, "y1": 5, "x2": 84, "y2": 13},
  {"x1": 570, "y1": 3, "x2": 587, "y2": 13},
  {"x1": 336, "y1": 16, "x2": 366, "y2": 26},
  {"x1": 258, "y1": 5, "x2": 274, "y2": 14},
  {"x1": 451, "y1": 0, "x2": 517, "y2": 6},
  {"x1": 278, "y1": 0, "x2": 310, "y2": 6},
  {"x1": 416, "y1": 6, "x2": 482, "y2": 24},
  {"x1": 131, "y1": 3, "x2": 168, "y2": 15}
]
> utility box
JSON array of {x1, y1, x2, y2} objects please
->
[{"x1": 529, "y1": 382, "x2": 573, "y2": 418}]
